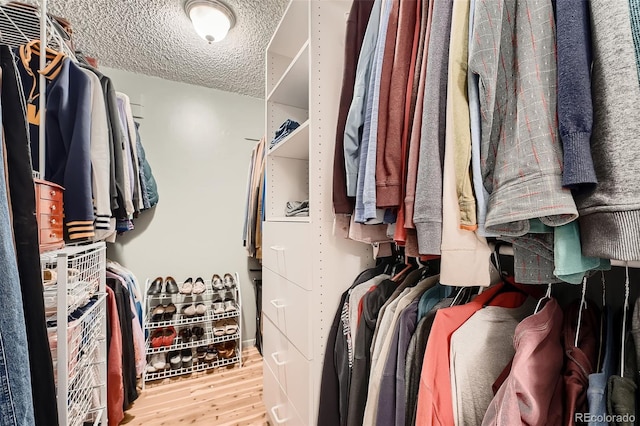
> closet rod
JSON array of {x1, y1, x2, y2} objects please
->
[{"x1": 492, "y1": 243, "x2": 640, "y2": 269}]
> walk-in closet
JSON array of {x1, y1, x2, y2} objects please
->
[{"x1": 2, "y1": 0, "x2": 640, "y2": 425}]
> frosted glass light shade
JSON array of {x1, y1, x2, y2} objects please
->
[{"x1": 185, "y1": 0, "x2": 235, "y2": 43}]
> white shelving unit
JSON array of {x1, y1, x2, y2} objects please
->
[
  {"x1": 40, "y1": 242, "x2": 108, "y2": 426},
  {"x1": 263, "y1": 1, "x2": 373, "y2": 424},
  {"x1": 142, "y1": 273, "x2": 242, "y2": 384}
]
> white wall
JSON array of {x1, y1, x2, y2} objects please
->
[{"x1": 103, "y1": 67, "x2": 264, "y2": 345}]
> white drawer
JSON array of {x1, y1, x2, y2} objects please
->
[
  {"x1": 263, "y1": 315, "x2": 313, "y2": 423},
  {"x1": 264, "y1": 361, "x2": 307, "y2": 426},
  {"x1": 262, "y1": 267, "x2": 313, "y2": 359},
  {"x1": 263, "y1": 221, "x2": 312, "y2": 290}
]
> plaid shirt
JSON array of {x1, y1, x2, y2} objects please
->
[{"x1": 468, "y1": 0, "x2": 577, "y2": 236}]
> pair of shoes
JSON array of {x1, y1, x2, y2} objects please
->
[
  {"x1": 169, "y1": 349, "x2": 194, "y2": 369},
  {"x1": 212, "y1": 301, "x2": 237, "y2": 314},
  {"x1": 147, "y1": 353, "x2": 167, "y2": 372},
  {"x1": 150, "y1": 327, "x2": 177, "y2": 347},
  {"x1": 180, "y1": 326, "x2": 205, "y2": 342},
  {"x1": 212, "y1": 273, "x2": 236, "y2": 290},
  {"x1": 180, "y1": 277, "x2": 206, "y2": 295},
  {"x1": 147, "y1": 277, "x2": 179, "y2": 296},
  {"x1": 216, "y1": 341, "x2": 237, "y2": 359},
  {"x1": 213, "y1": 319, "x2": 238, "y2": 336},
  {"x1": 151, "y1": 303, "x2": 177, "y2": 321},
  {"x1": 211, "y1": 290, "x2": 235, "y2": 303},
  {"x1": 205, "y1": 344, "x2": 218, "y2": 363},
  {"x1": 192, "y1": 326, "x2": 205, "y2": 340},
  {"x1": 196, "y1": 346, "x2": 207, "y2": 362},
  {"x1": 181, "y1": 303, "x2": 207, "y2": 317}
]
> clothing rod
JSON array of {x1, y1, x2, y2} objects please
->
[{"x1": 492, "y1": 242, "x2": 640, "y2": 269}]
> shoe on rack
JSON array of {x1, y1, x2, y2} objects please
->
[
  {"x1": 212, "y1": 274, "x2": 224, "y2": 291},
  {"x1": 211, "y1": 291, "x2": 223, "y2": 304},
  {"x1": 180, "y1": 278, "x2": 193, "y2": 295},
  {"x1": 196, "y1": 346, "x2": 207, "y2": 361},
  {"x1": 193, "y1": 277, "x2": 206, "y2": 295},
  {"x1": 181, "y1": 349, "x2": 193, "y2": 368},
  {"x1": 147, "y1": 277, "x2": 163, "y2": 295},
  {"x1": 181, "y1": 304, "x2": 196, "y2": 318},
  {"x1": 150, "y1": 329, "x2": 164, "y2": 348},
  {"x1": 222, "y1": 290, "x2": 235, "y2": 302},
  {"x1": 224, "y1": 318, "x2": 238, "y2": 335},
  {"x1": 179, "y1": 327, "x2": 193, "y2": 343},
  {"x1": 169, "y1": 351, "x2": 182, "y2": 369},
  {"x1": 223, "y1": 273, "x2": 236, "y2": 289},
  {"x1": 163, "y1": 327, "x2": 177, "y2": 347},
  {"x1": 163, "y1": 303, "x2": 177, "y2": 321},
  {"x1": 213, "y1": 320, "x2": 225, "y2": 337},
  {"x1": 192, "y1": 326, "x2": 205, "y2": 340},
  {"x1": 195, "y1": 303, "x2": 207, "y2": 316},
  {"x1": 217, "y1": 341, "x2": 237, "y2": 359},
  {"x1": 223, "y1": 300, "x2": 237, "y2": 313},
  {"x1": 145, "y1": 358, "x2": 157, "y2": 373},
  {"x1": 212, "y1": 302, "x2": 225, "y2": 315},
  {"x1": 205, "y1": 345, "x2": 218, "y2": 363},
  {"x1": 151, "y1": 305, "x2": 165, "y2": 322},
  {"x1": 165, "y1": 276, "x2": 179, "y2": 294},
  {"x1": 151, "y1": 353, "x2": 167, "y2": 370}
]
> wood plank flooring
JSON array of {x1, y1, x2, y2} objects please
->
[{"x1": 121, "y1": 346, "x2": 268, "y2": 426}]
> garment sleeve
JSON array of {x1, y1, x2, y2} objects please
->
[{"x1": 556, "y1": 0, "x2": 597, "y2": 190}]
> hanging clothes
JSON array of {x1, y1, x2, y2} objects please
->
[{"x1": 105, "y1": 287, "x2": 124, "y2": 426}]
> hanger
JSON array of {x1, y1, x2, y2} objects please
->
[
  {"x1": 574, "y1": 277, "x2": 588, "y2": 347},
  {"x1": 482, "y1": 243, "x2": 528, "y2": 307},
  {"x1": 596, "y1": 271, "x2": 607, "y2": 373},
  {"x1": 449, "y1": 287, "x2": 467, "y2": 307},
  {"x1": 621, "y1": 264, "x2": 630, "y2": 377},
  {"x1": 534, "y1": 283, "x2": 552, "y2": 314}
]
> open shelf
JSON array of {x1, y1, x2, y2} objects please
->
[
  {"x1": 266, "y1": 216, "x2": 310, "y2": 223},
  {"x1": 267, "y1": 0, "x2": 309, "y2": 59},
  {"x1": 144, "y1": 355, "x2": 241, "y2": 382},
  {"x1": 268, "y1": 119, "x2": 309, "y2": 160},
  {"x1": 267, "y1": 40, "x2": 309, "y2": 110}
]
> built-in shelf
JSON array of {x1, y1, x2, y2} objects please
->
[
  {"x1": 267, "y1": 0, "x2": 309, "y2": 59},
  {"x1": 268, "y1": 120, "x2": 309, "y2": 160},
  {"x1": 267, "y1": 41, "x2": 309, "y2": 110},
  {"x1": 266, "y1": 217, "x2": 310, "y2": 223}
]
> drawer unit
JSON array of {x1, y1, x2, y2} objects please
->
[
  {"x1": 263, "y1": 221, "x2": 312, "y2": 290},
  {"x1": 263, "y1": 315, "x2": 312, "y2": 423},
  {"x1": 34, "y1": 179, "x2": 64, "y2": 253},
  {"x1": 262, "y1": 267, "x2": 313, "y2": 359},
  {"x1": 264, "y1": 358, "x2": 306, "y2": 426}
]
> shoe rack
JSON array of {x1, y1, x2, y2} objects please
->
[
  {"x1": 40, "y1": 242, "x2": 108, "y2": 426},
  {"x1": 142, "y1": 272, "x2": 242, "y2": 384}
]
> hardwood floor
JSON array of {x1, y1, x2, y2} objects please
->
[{"x1": 121, "y1": 346, "x2": 268, "y2": 425}]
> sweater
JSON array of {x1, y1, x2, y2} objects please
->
[
  {"x1": 17, "y1": 41, "x2": 95, "y2": 241},
  {"x1": 556, "y1": 0, "x2": 597, "y2": 190},
  {"x1": 468, "y1": 0, "x2": 578, "y2": 237},
  {"x1": 413, "y1": 0, "x2": 454, "y2": 255},
  {"x1": 574, "y1": 0, "x2": 640, "y2": 260},
  {"x1": 333, "y1": 0, "x2": 375, "y2": 214}
]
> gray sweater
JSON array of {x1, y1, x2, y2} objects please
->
[{"x1": 575, "y1": 0, "x2": 640, "y2": 260}]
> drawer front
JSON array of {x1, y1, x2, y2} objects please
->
[
  {"x1": 36, "y1": 182, "x2": 63, "y2": 201},
  {"x1": 263, "y1": 267, "x2": 312, "y2": 359},
  {"x1": 263, "y1": 315, "x2": 312, "y2": 423},
  {"x1": 39, "y1": 214, "x2": 63, "y2": 230},
  {"x1": 37, "y1": 198, "x2": 63, "y2": 216},
  {"x1": 263, "y1": 221, "x2": 312, "y2": 290},
  {"x1": 40, "y1": 227, "x2": 63, "y2": 245},
  {"x1": 263, "y1": 339, "x2": 309, "y2": 426}
]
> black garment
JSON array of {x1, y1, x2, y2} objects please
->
[
  {"x1": 0, "y1": 45, "x2": 59, "y2": 426},
  {"x1": 318, "y1": 264, "x2": 388, "y2": 426},
  {"x1": 347, "y1": 279, "x2": 396, "y2": 426},
  {"x1": 405, "y1": 297, "x2": 453, "y2": 426},
  {"x1": 107, "y1": 278, "x2": 138, "y2": 409}
]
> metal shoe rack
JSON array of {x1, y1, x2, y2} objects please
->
[
  {"x1": 40, "y1": 242, "x2": 108, "y2": 426},
  {"x1": 142, "y1": 272, "x2": 242, "y2": 385}
]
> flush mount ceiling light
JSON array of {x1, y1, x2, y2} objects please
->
[{"x1": 185, "y1": 0, "x2": 236, "y2": 43}]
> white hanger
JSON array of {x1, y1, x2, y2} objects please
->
[
  {"x1": 621, "y1": 264, "x2": 630, "y2": 378},
  {"x1": 534, "y1": 283, "x2": 552, "y2": 314},
  {"x1": 575, "y1": 277, "x2": 588, "y2": 348}
]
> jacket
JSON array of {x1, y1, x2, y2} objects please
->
[
  {"x1": 574, "y1": 0, "x2": 640, "y2": 260},
  {"x1": 134, "y1": 123, "x2": 158, "y2": 210},
  {"x1": 17, "y1": 41, "x2": 95, "y2": 241}
]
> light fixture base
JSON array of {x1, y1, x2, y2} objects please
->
[{"x1": 185, "y1": 0, "x2": 236, "y2": 42}]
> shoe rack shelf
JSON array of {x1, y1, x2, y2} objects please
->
[
  {"x1": 40, "y1": 242, "x2": 108, "y2": 426},
  {"x1": 142, "y1": 272, "x2": 243, "y2": 385},
  {"x1": 144, "y1": 355, "x2": 241, "y2": 382}
]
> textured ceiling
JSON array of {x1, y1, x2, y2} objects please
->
[{"x1": 32, "y1": 0, "x2": 289, "y2": 97}]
